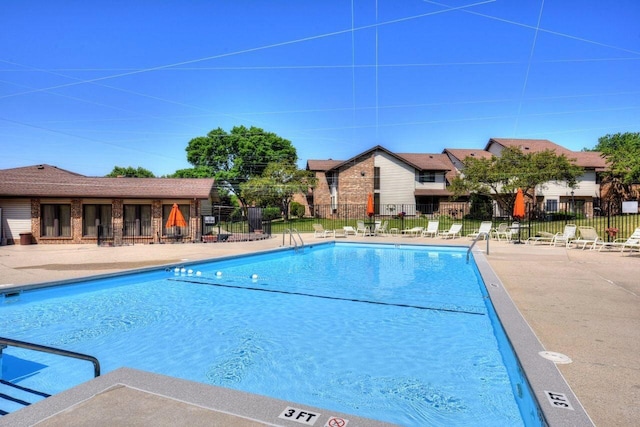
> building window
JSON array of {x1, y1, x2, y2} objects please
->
[
  {"x1": 326, "y1": 172, "x2": 338, "y2": 187},
  {"x1": 418, "y1": 171, "x2": 436, "y2": 183},
  {"x1": 41, "y1": 204, "x2": 71, "y2": 237},
  {"x1": 83, "y1": 204, "x2": 112, "y2": 237},
  {"x1": 546, "y1": 199, "x2": 558, "y2": 212},
  {"x1": 374, "y1": 167, "x2": 380, "y2": 190},
  {"x1": 124, "y1": 205, "x2": 152, "y2": 236}
]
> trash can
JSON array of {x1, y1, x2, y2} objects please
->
[{"x1": 19, "y1": 233, "x2": 33, "y2": 245}]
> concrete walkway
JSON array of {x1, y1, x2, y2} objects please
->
[{"x1": 1, "y1": 236, "x2": 638, "y2": 426}]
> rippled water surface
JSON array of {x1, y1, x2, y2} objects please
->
[{"x1": 1, "y1": 243, "x2": 531, "y2": 426}]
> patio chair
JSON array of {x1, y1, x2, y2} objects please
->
[
  {"x1": 375, "y1": 220, "x2": 389, "y2": 236},
  {"x1": 356, "y1": 220, "x2": 369, "y2": 236},
  {"x1": 492, "y1": 223, "x2": 513, "y2": 241},
  {"x1": 421, "y1": 220, "x2": 439, "y2": 237},
  {"x1": 551, "y1": 224, "x2": 577, "y2": 247},
  {"x1": 598, "y1": 227, "x2": 640, "y2": 253},
  {"x1": 569, "y1": 226, "x2": 602, "y2": 250},
  {"x1": 313, "y1": 223, "x2": 335, "y2": 238},
  {"x1": 401, "y1": 226, "x2": 424, "y2": 237},
  {"x1": 467, "y1": 221, "x2": 493, "y2": 240},
  {"x1": 439, "y1": 223, "x2": 463, "y2": 239},
  {"x1": 343, "y1": 226, "x2": 357, "y2": 236},
  {"x1": 526, "y1": 231, "x2": 555, "y2": 245}
]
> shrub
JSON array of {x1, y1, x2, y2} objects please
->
[
  {"x1": 290, "y1": 202, "x2": 305, "y2": 218},
  {"x1": 262, "y1": 207, "x2": 281, "y2": 221}
]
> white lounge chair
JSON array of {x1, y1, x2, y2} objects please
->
[
  {"x1": 343, "y1": 226, "x2": 357, "y2": 236},
  {"x1": 421, "y1": 220, "x2": 439, "y2": 237},
  {"x1": 598, "y1": 227, "x2": 640, "y2": 253},
  {"x1": 313, "y1": 223, "x2": 334, "y2": 238},
  {"x1": 552, "y1": 224, "x2": 577, "y2": 247},
  {"x1": 375, "y1": 220, "x2": 389, "y2": 236},
  {"x1": 467, "y1": 221, "x2": 493, "y2": 240},
  {"x1": 526, "y1": 231, "x2": 555, "y2": 245},
  {"x1": 401, "y1": 226, "x2": 424, "y2": 237},
  {"x1": 356, "y1": 221, "x2": 369, "y2": 236},
  {"x1": 492, "y1": 223, "x2": 513, "y2": 241},
  {"x1": 569, "y1": 226, "x2": 602, "y2": 250},
  {"x1": 439, "y1": 223, "x2": 463, "y2": 239}
]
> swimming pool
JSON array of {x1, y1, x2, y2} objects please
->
[{"x1": 0, "y1": 242, "x2": 542, "y2": 426}]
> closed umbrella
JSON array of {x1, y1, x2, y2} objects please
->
[
  {"x1": 166, "y1": 204, "x2": 187, "y2": 235},
  {"x1": 366, "y1": 193, "x2": 375, "y2": 218},
  {"x1": 512, "y1": 189, "x2": 525, "y2": 244},
  {"x1": 513, "y1": 189, "x2": 525, "y2": 219}
]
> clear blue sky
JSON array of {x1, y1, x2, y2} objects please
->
[{"x1": 1, "y1": 0, "x2": 639, "y2": 177}]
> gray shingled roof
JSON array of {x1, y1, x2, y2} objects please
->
[{"x1": 0, "y1": 164, "x2": 217, "y2": 199}]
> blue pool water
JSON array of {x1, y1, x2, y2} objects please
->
[{"x1": 0, "y1": 243, "x2": 540, "y2": 426}]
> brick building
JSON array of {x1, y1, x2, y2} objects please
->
[{"x1": 0, "y1": 164, "x2": 218, "y2": 245}]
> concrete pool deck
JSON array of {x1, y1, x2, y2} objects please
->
[{"x1": 0, "y1": 236, "x2": 638, "y2": 426}]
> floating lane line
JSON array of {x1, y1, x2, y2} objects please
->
[{"x1": 168, "y1": 277, "x2": 486, "y2": 316}]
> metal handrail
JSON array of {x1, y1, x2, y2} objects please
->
[
  {"x1": 282, "y1": 228, "x2": 304, "y2": 251},
  {"x1": 0, "y1": 336, "x2": 101, "y2": 378},
  {"x1": 467, "y1": 232, "x2": 490, "y2": 263},
  {"x1": 291, "y1": 228, "x2": 304, "y2": 249}
]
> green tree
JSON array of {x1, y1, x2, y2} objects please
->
[
  {"x1": 185, "y1": 126, "x2": 297, "y2": 209},
  {"x1": 241, "y1": 161, "x2": 316, "y2": 219},
  {"x1": 450, "y1": 146, "x2": 583, "y2": 214},
  {"x1": 592, "y1": 132, "x2": 640, "y2": 201},
  {"x1": 166, "y1": 166, "x2": 214, "y2": 178},
  {"x1": 105, "y1": 166, "x2": 155, "y2": 178}
]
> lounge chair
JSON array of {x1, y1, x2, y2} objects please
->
[
  {"x1": 439, "y1": 223, "x2": 463, "y2": 239},
  {"x1": 313, "y1": 223, "x2": 335, "y2": 238},
  {"x1": 401, "y1": 226, "x2": 424, "y2": 237},
  {"x1": 526, "y1": 231, "x2": 555, "y2": 245},
  {"x1": 375, "y1": 220, "x2": 389, "y2": 236},
  {"x1": 356, "y1": 220, "x2": 369, "y2": 236},
  {"x1": 421, "y1": 220, "x2": 439, "y2": 237},
  {"x1": 492, "y1": 223, "x2": 513, "y2": 241},
  {"x1": 551, "y1": 224, "x2": 577, "y2": 247},
  {"x1": 598, "y1": 227, "x2": 640, "y2": 253},
  {"x1": 467, "y1": 221, "x2": 493, "y2": 240},
  {"x1": 343, "y1": 226, "x2": 357, "y2": 236},
  {"x1": 569, "y1": 226, "x2": 602, "y2": 250}
]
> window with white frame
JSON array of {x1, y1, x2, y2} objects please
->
[
  {"x1": 546, "y1": 199, "x2": 558, "y2": 212},
  {"x1": 418, "y1": 171, "x2": 436, "y2": 183}
]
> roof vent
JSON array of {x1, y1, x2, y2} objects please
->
[
  {"x1": 37, "y1": 165, "x2": 45, "y2": 169},
  {"x1": 470, "y1": 153, "x2": 475, "y2": 156}
]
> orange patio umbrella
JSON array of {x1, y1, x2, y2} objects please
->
[
  {"x1": 166, "y1": 203, "x2": 187, "y2": 229},
  {"x1": 513, "y1": 189, "x2": 525, "y2": 220},
  {"x1": 366, "y1": 193, "x2": 375, "y2": 217}
]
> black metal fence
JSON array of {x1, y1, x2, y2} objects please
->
[
  {"x1": 96, "y1": 201, "x2": 640, "y2": 244},
  {"x1": 297, "y1": 201, "x2": 640, "y2": 242}
]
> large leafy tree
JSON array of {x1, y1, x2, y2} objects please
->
[
  {"x1": 185, "y1": 126, "x2": 297, "y2": 209},
  {"x1": 592, "y1": 132, "x2": 640, "y2": 201},
  {"x1": 450, "y1": 146, "x2": 583, "y2": 214},
  {"x1": 241, "y1": 162, "x2": 316, "y2": 219},
  {"x1": 105, "y1": 166, "x2": 155, "y2": 178}
]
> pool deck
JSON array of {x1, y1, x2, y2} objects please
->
[{"x1": 0, "y1": 235, "x2": 638, "y2": 426}]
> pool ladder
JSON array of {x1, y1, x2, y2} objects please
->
[
  {"x1": 0, "y1": 336, "x2": 101, "y2": 416},
  {"x1": 283, "y1": 228, "x2": 304, "y2": 251},
  {"x1": 467, "y1": 232, "x2": 490, "y2": 263}
]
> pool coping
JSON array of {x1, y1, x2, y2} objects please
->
[
  {"x1": 472, "y1": 247, "x2": 595, "y2": 426},
  {"x1": 0, "y1": 367, "x2": 396, "y2": 427},
  {"x1": 0, "y1": 241, "x2": 594, "y2": 426}
]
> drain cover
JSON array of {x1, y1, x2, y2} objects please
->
[{"x1": 539, "y1": 351, "x2": 572, "y2": 364}]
